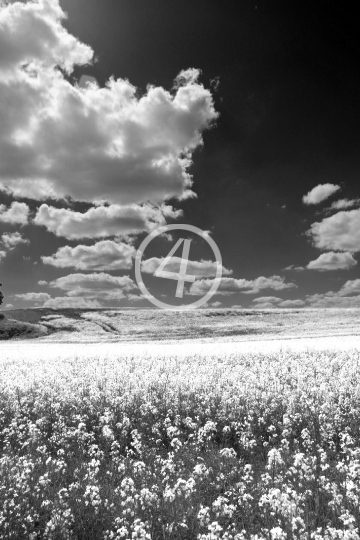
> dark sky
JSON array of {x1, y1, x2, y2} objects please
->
[{"x1": 1, "y1": 0, "x2": 360, "y2": 309}]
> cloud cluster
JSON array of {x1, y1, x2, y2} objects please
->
[
  {"x1": 283, "y1": 265, "x2": 304, "y2": 272},
  {"x1": 141, "y1": 257, "x2": 232, "y2": 279},
  {"x1": 303, "y1": 184, "x2": 340, "y2": 205},
  {"x1": 42, "y1": 240, "x2": 135, "y2": 271},
  {"x1": 252, "y1": 296, "x2": 305, "y2": 309},
  {"x1": 14, "y1": 292, "x2": 51, "y2": 302},
  {"x1": 188, "y1": 275, "x2": 296, "y2": 296},
  {"x1": 1, "y1": 231, "x2": 29, "y2": 250},
  {"x1": 252, "y1": 296, "x2": 283, "y2": 304},
  {"x1": 48, "y1": 272, "x2": 139, "y2": 303},
  {"x1": 0, "y1": 231, "x2": 29, "y2": 260},
  {"x1": 0, "y1": 0, "x2": 218, "y2": 205},
  {"x1": 33, "y1": 203, "x2": 181, "y2": 239},
  {"x1": 308, "y1": 209, "x2": 360, "y2": 252},
  {"x1": 306, "y1": 279, "x2": 360, "y2": 308},
  {"x1": 0, "y1": 202, "x2": 29, "y2": 225},
  {"x1": 328, "y1": 199, "x2": 360, "y2": 210},
  {"x1": 306, "y1": 251, "x2": 357, "y2": 271},
  {"x1": 15, "y1": 272, "x2": 141, "y2": 308}
]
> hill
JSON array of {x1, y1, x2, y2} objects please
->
[{"x1": 1, "y1": 307, "x2": 360, "y2": 342}]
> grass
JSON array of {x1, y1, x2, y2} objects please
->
[
  {"x1": 0, "y1": 314, "x2": 47, "y2": 340},
  {"x1": 2, "y1": 307, "x2": 360, "y2": 342},
  {"x1": 1, "y1": 346, "x2": 360, "y2": 538}
]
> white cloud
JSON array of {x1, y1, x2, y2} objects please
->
[
  {"x1": 0, "y1": 202, "x2": 30, "y2": 225},
  {"x1": 306, "y1": 252, "x2": 357, "y2": 271},
  {"x1": 42, "y1": 240, "x2": 135, "y2": 271},
  {"x1": 278, "y1": 299, "x2": 305, "y2": 307},
  {"x1": 14, "y1": 292, "x2": 51, "y2": 302},
  {"x1": 0, "y1": 0, "x2": 92, "y2": 76},
  {"x1": 252, "y1": 302, "x2": 277, "y2": 309},
  {"x1": 283, "y1": 265, "x2": 305, "y2": 271},
  {"x1": 38, "y1": 280, "x2": 48, "y2": 286},
  {"x1": 33, "y1": 203, "x2": 181, "y2": 239},
  {"x1": 0, "y1": 0, "x2": 217, "y2": 205},
  {"x1": 329, "y1": 199, "x2": 360, "y2": 210},
  {"x1": 49, "y1": 272, "x2": 137, "y2": 302},
  {"x1": 141, "y1": 257, "x2": 232, "y2": 279},
  {"x1": 303, "y1": 184, "x2": 340, "y2": 205},
  {"x1": 210, "y1": 301, "x2": 222, "y2": 307},
  {"x1": 43, "y1": 297, "x2": 102, "y2": 309},
  {"x1": 337, "y1": 279, "x2": 360, "y2": 296},
  {"x1": 78, "y1": 75, "x2": 98, "y2": 89},
  {"x1": 306, "y1": 279, "x2": 360, "y2": 308},
  {"x1": 127, "y1": 293, "x2": 146, "y2": 303},
  {"x1": 0, "y1": 250, "x2": 6, "y2": 261},
  {"x1": 308, "y1": 209, "x2": 360, "y2": 252},
  {"x1": 1, "y1": 231, "x2": 29, "y2": 250},
  {"x1": 252, "y1": 296, "x2": 283, "y2": 303},
  {"x1": 188, "y1": 275, "x2": 296, "y2": 296},
  {"x1": 251, "y1": 296, "x2": 304, "y2": 308},
  {"x1": 4, "y1": 303, "x2": 13, "y2": 309}
]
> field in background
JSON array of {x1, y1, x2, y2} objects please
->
[{"x1": 1, "y1": 307, "x2": 360, "y2": 342}]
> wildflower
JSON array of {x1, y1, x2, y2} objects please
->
[{"x1": 220, "y1": 447, "x2": 237, "y2": 459}]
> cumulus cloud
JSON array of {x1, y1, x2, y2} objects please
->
[
  {"x1": 38, "y1": 280, "x2": 48, "y2": 286},
  {"x1": 127, "y1": 293, "x2": 146, "y2": 303},
  {"x1": 252, "y1": 302, "x2": 278, "y2": 309},
  {"x1": 337, "y1": 279, "x2": 360, "y2": 296},
  {"x1": 33, "y1": 203, "x2": 181, "y2": 239},
  {"x1": 141, "y1": 257, "x2": 232, "y2": 279},
  {"x1": 14, "y1": 292, "x2": 51, "y2": 302},
  {"x1": 0, "y1": 0, "x2": 217, "y2": 205},
  {"x1": 306, "y1": 252, "x2": 357, "y2": 271},
  {"x1": 49, "y1": 272, "x2": 138, "y2": 302},
  {"x1": 278, "y1": 299, "x2": 305, "y2": 307},
  {"x1": 188, "y1": 276, "x2": 296, "y2": 296},
  {"x1": 252, "y1": 296, "x2": 304, "y2": 308},
  {"x1": 42, "y1": 240, "x2": 135, "y2": 271},
  {"x1": 1, "y1": 231, "x2": 29, "y2": 250},
  {"x1": 307, "y1": 295, "x2": 360, "y2": 308},
  {"x1": 0, "y1": 202, "x2": 30, "y2": 225},
  {"x1": 252, "y1": 296, "x2": 282, "y2": 304},
  {"x1": 329, "y1": 199, "x2": 360, "y2": 210},
  {"x1": 283, "y1": 265, "x2": 305, "y2": 272},
  {"x1": 306, "y1": 279, "x2": 360, "y2": 308},
  {"x1": 0, "y1": 249, "x2": 6, "y2": 261},
  {"x1": 0, "y1": 0, "x2": 92, "y2": 75},
  {"x1": 4, "y1": 303, "x2": 14, "y2": 309},
  {"x1": 308, "y1": 209, "x2": 360, "y2": 252},
  {"x1": 303, "y1": 184, "x2": 341, "y2": 205}
]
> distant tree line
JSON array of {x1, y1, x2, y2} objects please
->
[{"x1": 0, "y1": 283, "x2": 3, "y2": 306}]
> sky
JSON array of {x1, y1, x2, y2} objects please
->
[{"x1": 1, "y1": 0, "x2": 360, "y2": 310}]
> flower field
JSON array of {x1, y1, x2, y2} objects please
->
[{"x1": 1, "y1": 348, "x2": 360, "y2": 539}]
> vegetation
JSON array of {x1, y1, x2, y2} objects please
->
[
  {"x1": 1, "y1": 347, "x2": 360, "y2": 538},
  {"x1": 3, "y1": 306, "x2": 360, "y2": 343},
  {"x1": 0, "y1": 282, "x2": 3, "y2": 307}
]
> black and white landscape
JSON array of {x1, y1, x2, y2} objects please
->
[{"x1": 1, "y1": 1, "x2": 360, "y2": 538}]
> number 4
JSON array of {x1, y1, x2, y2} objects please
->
[{"x1": 155, "y1": 238, "x2": 196, "y2": 298}]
